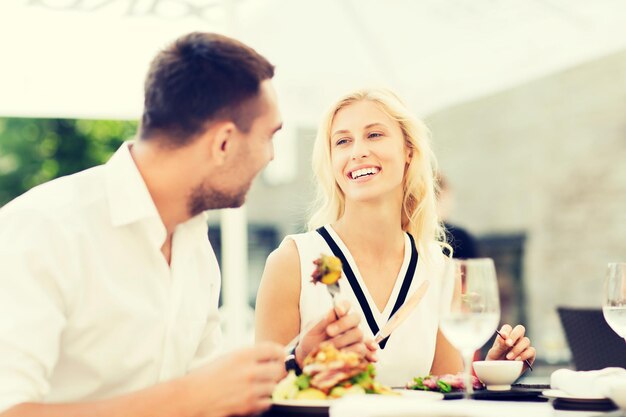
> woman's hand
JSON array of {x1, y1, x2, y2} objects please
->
[
  {"x1": 295, "y1": 300, "x2": 378, "y2": 367},
  {"x1": 486, "y1": 324, "x2": 536, "y2": 373}
]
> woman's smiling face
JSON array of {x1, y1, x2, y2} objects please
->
[{"x1": 330, "y1": 100, "x2": 411, "y2": 203}]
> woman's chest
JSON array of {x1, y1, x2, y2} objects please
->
[{"x1": 354, "y1": 255, "x2": 405, "y2": 312}]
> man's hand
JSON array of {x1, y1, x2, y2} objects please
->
[
  {"x1": 0, "y1": 343, "x2": 286, "y2": 417},
  {"x1": 486, "y1": 324, "x2": 536, "y2": 373},
  {"x1": 185, "y1": 342, "x2": 285, "y2": 417},
  {"x1": 295, "y1": 301, "x2": 377, "y2": 367}
]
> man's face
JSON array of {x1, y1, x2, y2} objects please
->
[{"x1": 188, "y1": 80, "x2": 282, "y2": 214}]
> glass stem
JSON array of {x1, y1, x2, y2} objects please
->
[{"x1": 462, "y1": 350, "x2": 474, "y2": 399}]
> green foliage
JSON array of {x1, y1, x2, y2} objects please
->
[{"x1": 0, "y1": 118, "x2": 137, "y2": 206}]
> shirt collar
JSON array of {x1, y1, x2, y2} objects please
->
[
  {"x1": 105, "y1": 142, "x2": 165, "y2": 241},
  {"x1": 105, "y1": 141, "x2": 209, "y2": 247}
]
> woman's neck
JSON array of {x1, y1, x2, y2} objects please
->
[{"x1": 333, "y1": 195, "x2": 405, "y2": 258}]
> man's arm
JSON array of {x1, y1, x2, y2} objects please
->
[
  {"x1": 0, "y1": 210, "x2": 285, "y2": 417},
  {"x1": 2, "y1": 380, "x2": 188, "y2": 417},
  {"x1": 2, "y1": 343, "x2": 286, "y2": 417},
  {"x1": 0, "y1": 211, "x2": 76, "y2": 414}
]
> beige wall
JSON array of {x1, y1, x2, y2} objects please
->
[{"x1": 426, "y1": 49, "x2": 626, "y2": 356}]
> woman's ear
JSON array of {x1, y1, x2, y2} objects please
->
[{"x1": 406, "y1": 147, "x2": 413, "y2": 164}]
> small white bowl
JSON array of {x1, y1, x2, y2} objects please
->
[
  {"x1": 607, "y1": 381, "x2": 626, "y2": 412},
  {"x1": 472, "y1": 360, "x2": 523, "y2": 391}
]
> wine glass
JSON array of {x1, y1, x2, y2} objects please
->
[
  {"x1": 440, "y1": 258, "x2": 501, "y2": 399},
  {"x1": 603, "y1": 262, "x2": 626, "y2": 342}
]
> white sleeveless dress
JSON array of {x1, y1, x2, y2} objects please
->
[{"x1": 287, "y1": 224, "x2": 449, "y2": 387}]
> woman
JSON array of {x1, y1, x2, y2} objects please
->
[{"x1": 255, "y1": 88, "x2": 535, "y2": 386}]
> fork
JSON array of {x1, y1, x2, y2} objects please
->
[{"x1": 284, "y1": 282, "x2": 342, "y2": 354}]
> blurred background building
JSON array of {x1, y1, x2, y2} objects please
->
[{"x1": 1, "y1": 0, "x2": 626, "y2": 367}]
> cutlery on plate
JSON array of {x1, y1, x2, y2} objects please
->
[
  {"x1": 311, "y1": 254, "x2": 343, "y2": 315},
  {"x1": 373, "y1": 280, "x2": 430, "y2": 345},
  {"x1": 284, "y1": 254, "x2": 344, "y2": 354}
]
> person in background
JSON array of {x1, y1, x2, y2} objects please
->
[
  {"x1": 0, "y1": 32, "x2": 364, "y2": 417},
  {"x1": 256, "y1": 88, "x2": 536, "y2": 387},
  {"x1": 436, "y1": 173, "x2": 479, "y2": 259}
]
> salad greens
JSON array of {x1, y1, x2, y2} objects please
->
[{"x1": 406, "y1": 373, "x2": 483, "y2": 393}]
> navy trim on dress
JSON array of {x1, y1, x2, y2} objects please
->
[
  {"x1": 388, "y1": 233, "x2": 418, "y2": 319},
  {"x1": 316, "y1": 226, "x2": 419, "y2": 349},
  {"x1": 316, "y1": 227, "x2": 380, "y2": 339}
]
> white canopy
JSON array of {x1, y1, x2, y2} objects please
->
[{"x1": 1, "y1": 0, "x2": 626, "y2": 121}]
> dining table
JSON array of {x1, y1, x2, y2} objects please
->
[{"x1": 260, "y1": 384, "x2": 625, "y2": 417}]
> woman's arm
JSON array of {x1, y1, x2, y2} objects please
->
[
  {"x1": 255, "y1": 239, "x2": 302, "y2": 345},
  {"x1": 255, "y1": 239, "x2": 374, "y2": 365},
  {"x1": 430, "y1": 328, "x2": 463, "y2": 375}
]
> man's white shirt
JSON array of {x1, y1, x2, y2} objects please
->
[{"x1": 0, "y1": 142, "x2": 222, "y2": 412}]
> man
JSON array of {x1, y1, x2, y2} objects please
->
[
  {"x1": 0, "y1": 32, "x2": 364, "y2": 417},
  {"x1": 436, "y1": 174, "x2": 479, "y2": 259}
]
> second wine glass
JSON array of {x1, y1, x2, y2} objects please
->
[
  {"x1": 440, "y1": 258, "x2": 501, "y2": 399},
  {"x1": 603, "y1": 262, "x2": 626, "y2": 342}
]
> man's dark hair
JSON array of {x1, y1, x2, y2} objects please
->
[{"x1": 140, "y1": 32, "x2": 274, "y2": 145}]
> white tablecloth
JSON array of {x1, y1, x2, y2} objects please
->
[
  {"x1": 551, "y1": 368, "x2": 626, "y2": 398},
  {"x1": 330, "y1": 396, "x2": 555, "y2": 417}
]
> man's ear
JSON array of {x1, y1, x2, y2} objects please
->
[{"x1": 209, "y1": 121, "x2": 237, "y2": 166}]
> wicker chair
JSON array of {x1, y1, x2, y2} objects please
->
[{"x1": 557, "y1": 307, "x2": 626, "y2": 371}]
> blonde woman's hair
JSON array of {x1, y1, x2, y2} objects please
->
[{"x1": 307, "y1": 88, "x2": 447, "y2": 252}]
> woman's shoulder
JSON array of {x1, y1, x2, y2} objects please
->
[
  {"x1": 283, "y1": 227, "x2": 329, "y2": 252},
  {"x1": 266, "y1": 228, "x2": 322, "y2": 269},
  {"x1": 416, "y1": 239, "x2": 448, "y2": 271},
  {"x1": 266, "y1": 237, "x2": 299, "y2": 271},
  {"x1": 284, "y1": 228, "x2": 323, "y2": 241},
  {"x1": 415, "y1": 238, "x2": 444, "y2": 257},
  {"x1": 260, "y1": 238, "x2": 302, "y2": 297}
]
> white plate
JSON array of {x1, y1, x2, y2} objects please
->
[
  {"x1": 272, "y1": 389, "x2": 443, "y2": 411},
  {"x1": 542, "y1": 389, "x2": 607, "y2": 401},
  {"x1": 392, "y1": 389, "x2": 445, "y2": 400},
  {"x1": 272, "y1": 398, "x2": 334, "y2": 408}
]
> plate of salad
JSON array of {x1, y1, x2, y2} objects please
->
[
  {"x1": 272, "y1": 343, "x2": 441, "y2": 412},
  {"x1": 406, "y1": 373, "x2": 484, "y2": 393}
]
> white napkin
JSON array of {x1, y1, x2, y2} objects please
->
[
  {"x1": 329, "y1": 396, "x2": 553, "y2": 417},
  {"x1": 550, "y1": 367, "x2": 626, "y2": 398}
]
